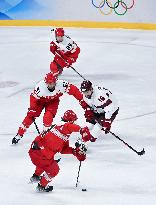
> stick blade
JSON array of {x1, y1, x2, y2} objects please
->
[{"x1": 137, "y1": 148, "x2": 145, "y2": 156}]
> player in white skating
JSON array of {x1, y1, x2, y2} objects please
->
[
  {"x1": 79, "y1": 80, "x2": 119, "y2": 141},
  {"x1": 50, "y1": 28, "x2": 80, "y2": 77}
]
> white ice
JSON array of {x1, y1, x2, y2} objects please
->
[{"x1": 0, "y1": 27, "x2": 156, "y2": 205}]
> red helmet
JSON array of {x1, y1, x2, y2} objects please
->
[
  {"x1": 62, "y1": 110, "x2": 78, "y2": 122},
  {"x1": 80, "y1": 80, "x2": 92, "y2": 92},
  {"x1": 44, "y1": 72, "x2": 57, "y2": 84},
  {"x1": 55, "y1": 28, "x2": 64, "y2": 37}
]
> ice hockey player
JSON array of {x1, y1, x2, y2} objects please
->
[
  {"x1": 28, "y1": 110, "x2": 91, "y2": 192},
  {"x1": 50, "y1": 28, "x2": 80, "y2": 77},
  {"x1": 12, "y1": 73, "x2": 84, "y2": 144},
  {"x1": 79, "y1": 80, "x2": 119, "y2": 141}
]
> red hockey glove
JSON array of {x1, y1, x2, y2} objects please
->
[
  {"x1": 50, "y1": 41, "x2": 58, "y2": 55},
  {"x1": 65, "y1": 58, "x2": 73, "y2": 68},
  {"x1": 80, "y1": 127, "x2": 97, "y2": 142},
  {"x1": 84, "y1": 108, "x2": 96, "y2": 124},
  {"x1": 73, "y1": 147, "x2": 86, "y2": 161},
  {"x1": 80, "y1": 126, "x2": 92, "y2": 142}
]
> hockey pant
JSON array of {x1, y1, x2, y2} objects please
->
[
  {"x1": 29, "y1": 149, "x2": 60, "y2": 187},
  {"x1": 18, "y1": 98, "x2": 59, "y2": 136},
  {"x1": 50, "y1": 53, "x2": 78, "y2": 76}
]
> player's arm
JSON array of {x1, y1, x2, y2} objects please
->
[
  {"x1": 50, "y1": 41, "x2": 58, "y2": 55},
  {"x1": 67, "y1": 123, "x2": 92, "y2": 143},
  {"x1": 65, "y1": 83, "x2": 96, "y2": 124},
  {"x1": 61, "y1": 123, "x2": 88, "y2": 161},
  {"x1": 65, "y1": 83, "x2": 83, "y2": 101}
]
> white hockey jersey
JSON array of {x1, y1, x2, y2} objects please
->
[
  {"x1": 53, "y1": 35, "x2": 78, "y2": 54},
  {"x1": 83, "y1": 85, "x2": 118, "y2": 119},
  {"x1": 32, "y1": 79, "x2": 69, "y2": 100}
]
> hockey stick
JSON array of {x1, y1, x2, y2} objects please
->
[
  {"x1": 76, "y1": 161, "x2": 82, "y2": 187},
  {"x1": 33, "y1": 118, "x2": 55, "y2": 136},
  {"x1": 56, "y1": 51, "x2": 86, "y2": 80},
  {"x1": 69, "y1": 65, "x2": 87, "y2": 81},
  {"x1": 33, "y1": 119, "x2": 40, "y2": 135},
  {"x1": 104, "y1": 128, "x2": 145, "y2": 156}
]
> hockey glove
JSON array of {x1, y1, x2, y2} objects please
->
[
  {"x1": 75, "y1": 139, "x2": 87, "y2": 152},
  {"x1": 50, "y1": 41, "x2": 58, "y2": 55},
  {"x1": 103, "y1": 119, "x2": 112, "y2": 134},
  {"x1": 80, "y1": 127, "x2": 97, "y2": 142},
  {"x1": 73, "y1": 147, "x2": 86, "y2": 161},
  {"x1": 65, "y1": 58, "x2": 74, "y2": 68},
  {"x1": 80, "y1": 126, "x2": 92, "y2": 142},
  {"x1": 84, "y1": 108, "x2": 96, "y2": 124}
]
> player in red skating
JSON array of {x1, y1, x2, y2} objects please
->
[
  {"x1": 12, "y1": 72, "x2": 83, "y2": 144},
  {"x1": 79, "y1": 80, "x2": 119, "y2": 141},
  {"x1": 28, "y1": 110, "x2": 91, "y2": 192},
  {"x1": 50, "y1": 28, "x2": 80, "y2": 77}
]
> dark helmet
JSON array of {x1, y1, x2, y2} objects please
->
[{"x1": 80, "y1": 80, "x2": 92, "y2": 92}]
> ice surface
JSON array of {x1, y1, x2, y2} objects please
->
[{"x1": 0, "y1": 27, "x2": 156, "y2": 205}]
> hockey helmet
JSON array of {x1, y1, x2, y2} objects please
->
[
  {"x1": 80, "y1": 80, "x2": 92, "y2": 92},
  {"x1": 62, "y1": 110, "x2": 78, "y2": 122},
  {"x1": 55, "y1": 28, "x2": 64, "y2": 37},
  {"x1": 44, "y1": 72, "x2": 57, "y2": 84}
]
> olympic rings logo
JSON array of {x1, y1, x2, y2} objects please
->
[{"x1": 91, "y1": 0, "x2": 135, "y2": 16}]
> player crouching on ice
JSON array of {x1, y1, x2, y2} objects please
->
[
  {"x1": 28, "y1": 110, "x2": 91, "y2": 192},
  {"x1": 50, "y1": 28, "x2": 80, "y2": 77},
  {"x1": 12, "y1": 72, "x2": 83, "y2": 145},
  {"x1": 79, "y1": 80, "x2": 119, "y2": 141}
]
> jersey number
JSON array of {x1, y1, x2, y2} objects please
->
[
  {"x1": 66, "y1": 43, "x2": 72, "y2": 50},
  {"x1": 98, "y1": 96, "x2": 105, "y2": 102}
]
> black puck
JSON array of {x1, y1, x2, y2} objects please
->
[{"x1": 82, "y1": 188, "x2": 87, "y2": 191}]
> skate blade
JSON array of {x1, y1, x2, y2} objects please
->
[{"x1": 28, "y1": 180, "x2": 40, "y2": 184}]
